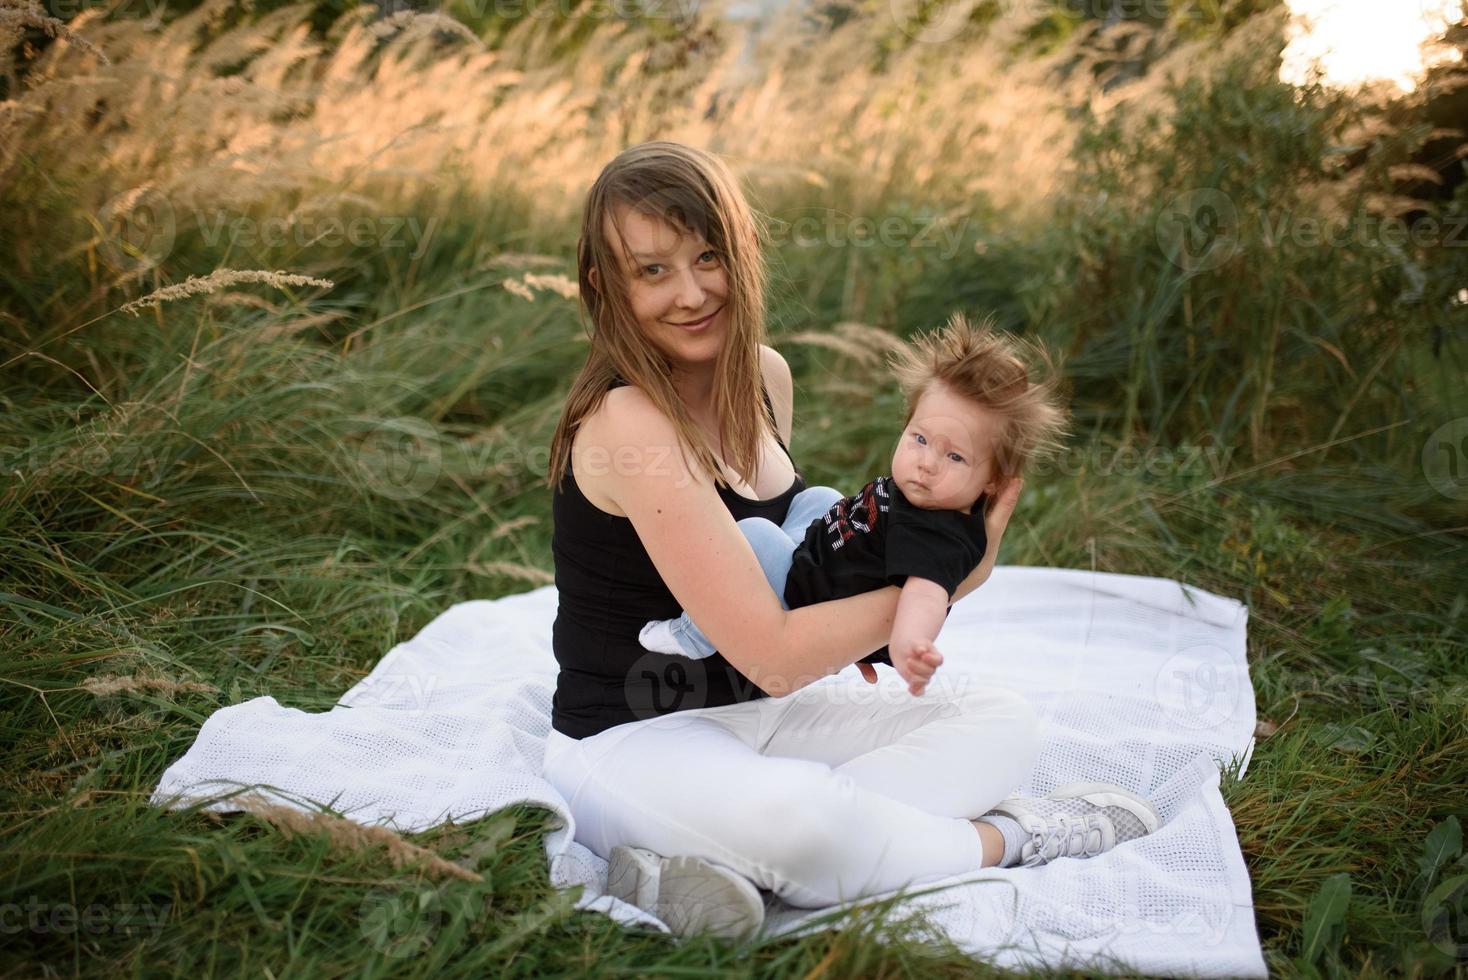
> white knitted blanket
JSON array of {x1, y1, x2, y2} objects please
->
[{"x1": 151, "y1": 566, "x2": 1267, "y2": 977}]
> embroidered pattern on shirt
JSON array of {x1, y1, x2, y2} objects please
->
[{"x1": 825, "y1": 479, "x2": 890, "y2": 550}]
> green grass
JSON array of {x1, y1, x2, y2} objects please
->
[
  {"x1": 3, "y1": 270, "x2": 1465, "y2": 976},
  {"x1": 4, "y1": 6, "x2": 1468, "y2": 977}
]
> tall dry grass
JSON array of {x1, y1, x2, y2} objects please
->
[
  {"x1": 2, "y1": 0, "x2": 1288, "y2": 303},
  {"x1": 9, "y1": 0, "x2": 1450, "y2": 450}
]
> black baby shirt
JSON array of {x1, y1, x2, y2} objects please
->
[{"x1": 784, "y1": 476, "x2": 990, "y2": 664}]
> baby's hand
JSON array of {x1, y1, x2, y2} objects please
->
[{"x1": 889, "y1": 635, "x2": 943, "y2": 696}]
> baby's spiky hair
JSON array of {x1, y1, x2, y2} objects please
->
[{"x1": 886, "y1": 312, "x2": 1071, "y2": 482}]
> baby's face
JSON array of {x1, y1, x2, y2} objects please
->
[{"x1": 891, "y1": 383, "x2": 1003, "y2": 513}]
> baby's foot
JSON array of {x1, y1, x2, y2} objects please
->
[{"x1": 639, "y1": 619, "x2": 695, "y2": 657}]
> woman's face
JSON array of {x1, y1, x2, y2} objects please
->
[
  {"x1": 598, "y1": 203, "x2": 729, "y2": 370},
  {"x1": 890, "y1": 383, "x2": 1003, "y2": 513}
]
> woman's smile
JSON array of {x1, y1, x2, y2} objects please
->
[{"x1": 667, "y1": 306, "x2": 723, "y2": 332}]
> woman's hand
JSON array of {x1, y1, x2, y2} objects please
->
[
  {"x1": 981, "y1": 475, "x2": 1024, "y2": 561},
  {"x1": 951, "y1": 476, "x2": 1024, "y2": 604}
]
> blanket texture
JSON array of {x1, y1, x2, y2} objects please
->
[{"x1": 151, "y1": 566, "x2": 1267, "y2": 977}]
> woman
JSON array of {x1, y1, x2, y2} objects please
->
[{"x1": 541, "y1": 141, "x2": 1160, "y2": 939}]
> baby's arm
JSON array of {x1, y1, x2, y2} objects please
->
[{"x1": 889, "y1": 577, "x2": 950, "y2": 695}]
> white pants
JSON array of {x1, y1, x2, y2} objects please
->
[{"x1": 542, "y1": 674, "x2": 1041, "y2": 909}]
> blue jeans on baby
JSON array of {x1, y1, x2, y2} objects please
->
[{"x1": 656, "y1": 484, "x2": 844, "y2": 659}]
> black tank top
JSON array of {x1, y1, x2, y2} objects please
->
[{"x1": 549, "y1": 378, "x2": 807, "y2": 739}]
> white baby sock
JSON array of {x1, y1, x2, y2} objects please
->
[{"x1": 638, "y1": 619, "x2": 695, "y2": 657}]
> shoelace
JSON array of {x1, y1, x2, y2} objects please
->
[{"x1": 1024, "y1": 812, "x2": 1107, "y2": 866}]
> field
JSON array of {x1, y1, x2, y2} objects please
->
[{"x1": 3, "y1": 0, "x2": 1467, "y2": 974}]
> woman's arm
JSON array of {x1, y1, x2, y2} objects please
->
[{"x1": 591, "y1": 385, "x2": 904, "y2": 697}]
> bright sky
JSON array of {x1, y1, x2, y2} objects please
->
[{"x1": 1280, "y1": 0, "x2": 1463, "y2": 91}]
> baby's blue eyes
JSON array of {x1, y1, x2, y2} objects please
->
[{"x1": 910, "y1": 432, "x2": 965, "y2": 463}]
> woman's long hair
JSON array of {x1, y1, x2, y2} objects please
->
[{"x1": 546, "y1": 141, "x2": 774, "y2": 493}]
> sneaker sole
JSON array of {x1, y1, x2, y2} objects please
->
[
  {"x1": 607, "y1": 845, "x2": 765, "y2": 941},
  {"x1": 1045, "y1": 781, "x2": 1162, "y2": 833}
]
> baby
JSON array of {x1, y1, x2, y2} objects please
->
[{"x1": 638, "y1": 311, "x2": 1069, "y2": 694}]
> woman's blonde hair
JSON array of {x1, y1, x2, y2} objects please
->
[
  {"x1": 546, "y1": 141, "x2": 773, "y2": 493},
  {"x1": 888, "y1": 312, "x2": 1072, "y2": 483}
]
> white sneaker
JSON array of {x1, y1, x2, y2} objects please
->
[
  {"x1": 989, "y1": 781, "x2": 1161, "y2": 868},
  {"x1": 606, "y1": 844, "x2": 766, "y2": 940}
]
